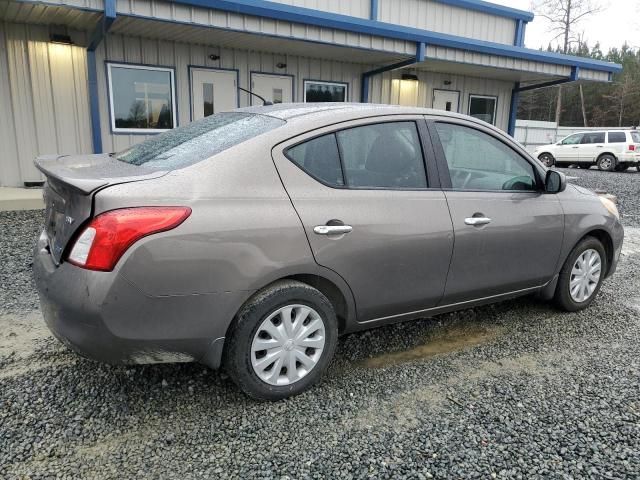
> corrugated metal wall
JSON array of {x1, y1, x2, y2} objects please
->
[
  {"x1": 95, "y1": 32, "x2": 370, "y2": 152},
  {"x1": 379, "y1": 0, "x2": 517, "y2": 45},
  {"x1": 269, "y1": 0, "x2": 371, "y2": 18},
  {"x1": 0, "y1": 22, "x2": 92, "y2": 187},
  {"x1": 370, "y1": 69, "x2": 513, "y2": 130},
  {"x1": 95, "y1": 32, "x2": 513, "y2": 152},
  {"x1": 114, "y1": 0, "x2": 415, "y2": 56}
]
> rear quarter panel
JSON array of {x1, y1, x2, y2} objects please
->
[{"x1": 92, "y1": 134, "x2": 356, "y2": 334}]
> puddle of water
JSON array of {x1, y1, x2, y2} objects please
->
[{"x1": 363, "y1": 326, "x2": 499, "y2": 368}]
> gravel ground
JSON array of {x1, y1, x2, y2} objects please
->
[
  {"x1": 558, "y1": 167, "x2": 640, "y2": 226},
  {"x1": 1, "y1": 173, "x2": 639, "y2": 479}
]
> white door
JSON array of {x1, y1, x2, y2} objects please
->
[
  {"x1": 432, "y1": 89, "x2": 459, "y2": 112},
  {"x1": 190, "y1": 68, "x2": 237, "y2": 120},
  {"x1": 250, "y1": 73, "x2": 293, "y2": 105}
]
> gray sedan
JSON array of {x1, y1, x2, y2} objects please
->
[{"x1": 33, "y1": 104, "x2": 623, "y2": 400}]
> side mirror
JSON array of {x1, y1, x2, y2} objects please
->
[{"x1": 545, "y1": 170, "x2": 566, "y2": 193}]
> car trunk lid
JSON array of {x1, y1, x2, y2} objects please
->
[{"x1": 35, "y1": 153, "x2": 168, "y2": 264}]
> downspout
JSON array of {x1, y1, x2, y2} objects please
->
[
  {"x1": 87, "y1": 0, "x2": 116, "y2": 154},
  {"x1": 361, "y1": 41, "x2": 426, "y2": 103},
  {"x1": 508, "y1": 20, "x2": 526, "y2": 136}
]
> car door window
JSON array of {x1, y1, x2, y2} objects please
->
[
  {"x1": 434, "y1": 122, "x2": 537, "y2": 191},
  {"x1": 608, "y1": 132, "x2": 627, "y2": 143},
  {"x1": 336, "y1": 122, "x2": 427, "y2": 188},
  {"x1": 581, "y1": 132, "x2": 605, "y2": 144},
  {"x1": 286, "y1": 133, "x2": 344, "y2": 187},
  {"x1": 561, "y1": 133, "x2": 584, "y2": 145}
]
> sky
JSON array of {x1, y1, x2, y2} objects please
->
[{"x1": 488, "y1": 0, "x2": 640, "y2": 51}]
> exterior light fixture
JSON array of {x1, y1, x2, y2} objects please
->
[
  {"x1": 444, "y1": 80, "x2": 452, "y2": 85},
  {"x1": 49, "y1": 33, "x2": 73, "y2": 45},
  {"x1": 276, "y1": 62, "x2": 287, "y2": 69},
  {"x1": 401, "y1": 73, "x2": 418, "y2": 81},
  {"x1": 208, "y1": 54, "x2": 220, "y2": 61}
]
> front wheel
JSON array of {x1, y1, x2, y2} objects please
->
[
  {"x1": 554, "y1": 237, "x2": 606, "y2": 312},
  {"x1": 538, "y1": 153, "x2": 555, "y2": 167},
  {"x1": 224, "y1": 280, "x2": 338, "y2": 400}
]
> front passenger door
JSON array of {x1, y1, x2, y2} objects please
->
[{"x1": 429, "y1": 120, "x2": 564, "y2": 304}]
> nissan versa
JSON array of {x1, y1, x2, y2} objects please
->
[{"x1": 33, "y1": 104, "x2": 623, "y2": 400}]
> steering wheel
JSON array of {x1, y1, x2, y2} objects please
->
[
  {"x1": 451, "y1": 169, "x2": 473, "y2": 189},
  {"x1": 502, "y1": 176, "x2": 534, "y2": 191}
]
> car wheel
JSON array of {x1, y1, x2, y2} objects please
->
[
  {"x1": 636, "y1": 165, "x2": 640, "y2": 172},
  {"x1": 596, "y1": 154, "x2": 616, "y2": 171},
  {"x1": 554, "y1": 237, "x2": 606, "y2": 312},
  {"x1": 615, "y1": 163, "x2": 629, "y2": 172},
  {"x1": 538, "y1": 153, "x2": 555, "y2": 167},
  {"x1": 224, "y1": 280, "x2": 338, "y2": 401}
]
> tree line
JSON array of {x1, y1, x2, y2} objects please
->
[{"x1": 518, "y1": 43, "x2": 640, "y2": 128}]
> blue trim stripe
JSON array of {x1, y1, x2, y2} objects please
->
[{"x1": 169, "y1": 0, "x2": 620, "y2": 73}]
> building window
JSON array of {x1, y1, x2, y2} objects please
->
[
  {"x1": 468, "y1": 95, "x2": 497, "y2": 125},
  {"x1": 304, "y1": 80, "x2": 348, "y2": 102},
  {"x1": 107, "y1": 63, "x2": 176, "y2": 133}
]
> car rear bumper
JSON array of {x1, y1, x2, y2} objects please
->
[
  {"x1": 619, "y1": 153, "x2": 640, "y2": 164},
  {"x1": 33, "y1": 231, "x2": 245, "y2": 367}
]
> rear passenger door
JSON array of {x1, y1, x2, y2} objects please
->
[
  {"x1": 427, "y1": 119, "x2": 564, "y2": 304},
  {"x1": 272, "y1": 117, "x2": 454, "y2": 323}
]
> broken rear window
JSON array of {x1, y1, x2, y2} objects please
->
[{"x1": 115, "y1": 112, "x2": 285, "y2": 169}]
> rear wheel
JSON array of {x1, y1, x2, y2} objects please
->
[
  {"x1": 554, "y1": 237, "x2": 606, "y2": 312},
  {"x1": 224, "y1": 280, "x2": 338, "y2": 400},
  {"x1": 615, "y1": 163, "x2": 629, "y2": 172},
  {"x1": 538, "y1": 153, "x2": 555, "y2": 167},
  {"x1": 597, "y1": 154, "x2": 616, "y2": 171}
]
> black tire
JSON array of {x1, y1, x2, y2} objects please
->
[
  {"x1": 579, "y1": 163, "x2": 592, "y2": 170},
  {"x1": 554, "y1": 236, "x2": 607, "y2": 312},
  {"x1": 538, "y1": 153, "x2": 555, "y2": 167},
  {"x1": 596, "y1": 154, "x2": 617, "y2": 171},
  {"x1": 637, "y1": 165, "x2": 640, "y2": 172},
  {"x1": 615, "y1": 163, "x2": 629, "y2": 172},
  {"x1": 223, "y1": 280, "x2": 338, "y2": 401}
]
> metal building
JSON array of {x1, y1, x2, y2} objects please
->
[{"x1": 0, "y1": 0, "x2": 621, "y2": 186}]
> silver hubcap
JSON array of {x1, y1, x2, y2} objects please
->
[
  {"x1": 569, "y1": 249, "x2": 602, "y2": 303},
  {"x1": 541, "y1": 155, "x2": 552, "y2": 166},
  {"x1": 600, "y1": 157, "x2": 612, "y2": 169},
  {"x1": 251, "y1": 304, "x2": 326, "y2": 386}
]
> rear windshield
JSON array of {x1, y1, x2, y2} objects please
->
[
  {"x1": 114, "y1": 112, "x2": 285, "y2": 168},
  {"x1": 632, "y1": 131, "x2": 640, "y2": 143}
]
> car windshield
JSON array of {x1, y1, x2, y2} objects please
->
[
  {"x1": 631, "y1": 131, "x2": 640, "y2": 143},
  {"x1": 114, "y1": 112, "x2": 285, "y2": 169}
]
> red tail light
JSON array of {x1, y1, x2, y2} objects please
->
[
  {"x1": 629, "y1": 145, "x2": 636, "y2": 151},
  {"x1": 67, "y1": 207, "x2": 191, "y2": 271}
]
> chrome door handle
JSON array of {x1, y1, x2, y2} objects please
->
[
  {"x1": 313, "y1": 225, "x2": 353, "y2": 235},
  {"x1": 464, "y1": 217, "x2": 491, "y2": 226}
]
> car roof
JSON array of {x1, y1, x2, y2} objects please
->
[{"x1": 238, "y1": 102, "x2": 482, "y2": 124}]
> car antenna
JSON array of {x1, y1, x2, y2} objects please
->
[{"x1": 237, "y1": 86, "x2": 273, "y2": 106}]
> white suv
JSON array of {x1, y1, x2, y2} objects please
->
[{"x1": 535, "y1": 129, "x2": 640, "y2": 171}]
